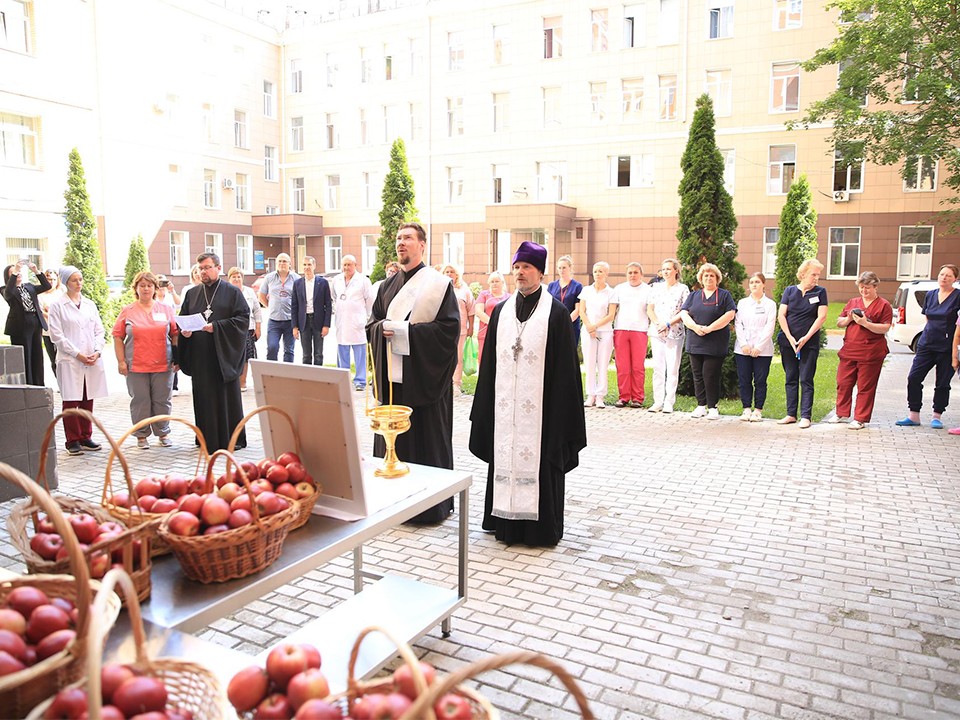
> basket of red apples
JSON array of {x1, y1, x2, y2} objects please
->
[
  {"x1": 103, "y1": 415, "x2": 213, "y2": 555},
  {"x1": 0, "y1": 461, "x2": 122, "y2": 718},
  {"x1": 227, "y1": 405, "x2": 321, "y2": 530},
  {"x1": 156, "y1": 449, "x2": 298, "y2": 583},
  {"x1": 27, "y1": 567, "x2": 223, "y2": 720}
]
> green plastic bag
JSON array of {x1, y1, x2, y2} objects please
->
[{"x1": 463, "y1": 336, "x2": 478, "y2": 376}]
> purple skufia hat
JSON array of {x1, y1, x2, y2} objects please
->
[{"x1": 511, "y1": 241, "x2": 547, "y2": 274}]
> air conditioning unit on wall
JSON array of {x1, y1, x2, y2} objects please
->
[
  {"x1": 222, "y1": 178, "x2": 235, "y2": 190},
  {"x1": 833, "y1": 190, "x2": 849, "y2": 202}
]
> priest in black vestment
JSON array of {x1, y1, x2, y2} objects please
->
[
  {"x1": 366, "y1": 222, "x2": 460, "y2": 524},
  {"x1": 178, "y1": 253, "x2": 249, "y2": 452},
  {"x1": 469, "y1": 242, "x2": 586, "y2": 547}
]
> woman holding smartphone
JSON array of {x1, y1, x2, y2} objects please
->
[{"x1": 3, "y1": 260, "x2": 52, "y2": 386}]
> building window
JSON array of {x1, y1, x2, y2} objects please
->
[
  {"x1": 201, "y1": 103, "x2": 216, "y2": 143},
  {"x1": 448, "y1": 31, "x2": 464, "y2": 70},
  {"x1": 447, "y1": 166, "x2": 464, "y2": 204},
  {"x1": 721, "y1": 148, "x2": 735, "y2": 195},
  {"x1": 537, "y1": 161, "x2": 566, "y2": 201},
  {"x1": 359, "y1": 109, "x2": 368, "y2": 145},
  {"x1": 828, "y1": 227, "x2": 860, "y2": 279},
  {"x1": 609, "y1": 154, "x2": 654, "y2": 188},
  {"x1": 263, "y1": 80, "x2": 276, "y2": 118},
  {"x1": 904, "y1": 156, "x2": 937, "y2": 191},
  {"x1": 543, "y1": 16, "x2": 563, "y2": 59},
  {"x1": 233, "y1": 110, "x2": 247, "y2": 148},
  {"x1": 290, "y1": 59, "x2": 303, "y2": 93},
  {"x1": 292, "y1": 177, "x2": 305, "y2": 212},
  {"x1": 237, "y1": 234, "x2": 253, "y2": 274},
  {"x1": 265, "y1": 205, "x2": 279, "y2": 215},
  {"x1": 834, "y1": 149, "x2": 864, "y2": 192},
  {"x1": 493, "y1": 24, "x2": 510, "y2": 65},
  {"x1": 659, "y1": 0, "x2": 679, "y2": 44},
  {"x1": 2, "y1": 236, "x2": 46, "y2": 270},
  {"x1": 204, "y1": 232, "x2": 223, "y2": 259},
  {"x1": 362, "y1": 171, "x2": 378, "y2": 209},
  {"x1": 658, "y1": 75, "x2": 677, "y2": 120},
  {"x1": 384, "y1": 45, "x2": 393, "y2": 81},
  {"x1": 768, "y1": 144, "x2": 796, "y2": 194},
  {"x1": 325, "y1": 113, "x2": 339, "y2": 149},
  {"x1": 838, "y1": 59, "x2": 868, "y2": 106},
  {"x1": 705, "y1": 69, "x2": 732, "y2": 116},
  {"x1": 492, "y1": 164, "x2": 509, "y2": 204},
  {"x1": 0, "y1": 0, "x2": 32, "y2": 53},
  {"x1": 493, "y1": 93, "x2": 509, "y2": 132},
  {"x1": 362, "y1": 234, "x2": 378, "y2": 273},
  {"x1": 326, "y1": 52, "x2": 339, "y2": 87},
  {"x1": 898, "y1": 227, "x2": 933, "y2": 280},
  {"x1": 264, "y1": 146, "x2": 276, "y2": 181},
  {"x1": 409, "y1": 102, "x2": 423, "y2": 141},
  {"x1": 447, "y1": 97, "x2": 463, "y2": 137},
  {"x1": 623, "y1": 4, "x2": 644, "y2": 48},
  {"x1": 708, "y1": 2, "x2": 734, "y2": 39},
  {"x1": 443, "y1": 232, "x2": 465, "y2": 269},
  {"x1": 324, "y1": 236, "x2": 342, "y2": 273},
  {"x1": 0, "y1": 113, "x2": 38, "y2": 167},
  {"x1": 774, "y1": 0, "x2": 802, "y2": 29},
  {"x1": 840, "y1": 8, "x2": 872, "y2": 23},
  {"x1": 543, "y1": 87, "x2": 562, "y2": 127},
  {"x1": 590, "y1": 82, "x2": 607, "y2": 123},
  {"x1": 622, "y1": 78, "x2": 644, "y2": 119},
  {"x1": 771, "y1": 61, "x2": 800, "y2": 112},
  {"x1": 384, "y1": 104, "x2": 399, "y2": 142},
  {"x1": 591, "y1": 9, "x2": 609, "y2": 52},
  {"x1": 291, "y1": 117, "x2": 304, "y2": 152},
  {"x1": 169, "y1": 231, "x2": 190, "y2": 274},
  {"x1": 762, "y1": 228, "x2": 778, "y2": 276},
  {"x1": 408, "y1": 37, "x2": 423, "y2": 77},
  {"x1": 235, "y1": 173, "x2": 249, "y2": 211},
  {"x1": 325, "y1": 175, "x2": 340, "y2": 209},
  {"x1": 360, "y1": 47, "x2": 371, "y2": 83},
  {"x1": 203, "y1": 169, "x2": 218, "y2": 208}
]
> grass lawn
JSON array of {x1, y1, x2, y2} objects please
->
[{"x1": 461, "y1": 350, "x2": 840, "y2": 422}]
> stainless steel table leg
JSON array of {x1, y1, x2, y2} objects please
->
[
  {"x1": 443, "y1": 486, "x2": 470, "y2": 638},
  {"x1": 353, "y1": 546, "x2": 363, "y2": 594}
]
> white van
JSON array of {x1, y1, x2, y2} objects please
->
[{"x1": 890, "y1": 279, "x2": 960, "y2": 352}]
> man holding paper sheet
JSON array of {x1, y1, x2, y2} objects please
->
[
  {"x1": 178, "y1": 253, "x2": 250, "y2": 451},
  {"x1": 366, "y1": 222, "x2": 460, "y2": 524}
]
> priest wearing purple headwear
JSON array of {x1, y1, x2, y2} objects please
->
[{"x1": 469, "y1": 242, "x2": 587, "y2": 547}]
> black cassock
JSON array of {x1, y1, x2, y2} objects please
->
[
  {"x1": 366, "y1": 264, "x2": 460, "y2": 524},
  {"x1": 179, "y1": 279, "x2": 249, "y2": 452},
  {"x1": 469, "y1": 288, "x2": 587, "y2": 547}
]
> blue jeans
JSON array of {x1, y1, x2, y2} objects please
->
[
  {"x1": 337, "y1": 344, "x2": 367, "y2": 388},
  {"x1": 779, "y1": 336, "x2": 819, "y2": 419},
  {"x1": 267, "y1": 319, "x2": 294, "y2": 362},
  {"x1": 735, "y1": 354, "x2": 772, "y2": 410}
]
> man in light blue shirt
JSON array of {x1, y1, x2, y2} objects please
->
[{"x1": 257, "y1": 253, "x2": 300, "y2": 362}]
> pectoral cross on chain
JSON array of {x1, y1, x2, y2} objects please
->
[
  {"x1": 511, "y1": 336, "x2": 523, "y2": 361},
  {"x1": 204, "y1": 306, "x2": 213, "y2": 320}
]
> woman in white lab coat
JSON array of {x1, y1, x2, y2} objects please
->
[{"x1": 47, "y1": 266, "x2": 109, "y2": 455}]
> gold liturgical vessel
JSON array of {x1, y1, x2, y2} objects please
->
[{"x1": 366, "y1": 342, "x2": 412, "y2": 478}]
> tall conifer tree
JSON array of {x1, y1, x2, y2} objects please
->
[
  {"x1": 63, "y1": 148, "x2": 109, "y2": 315},
  {"x1": 372, "y1": 139, "x2": 418, "y2": 282}
]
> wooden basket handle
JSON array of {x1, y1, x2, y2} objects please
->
[
  {"x1": 403, "y1": 650, "x2": 594, "y2": 719},
  {"x1": 227, "y1": 404, "x2": 300, "y2": 457},
  {"x1": 0, "y1": 462, "x2": 92, "y2": 634},
  {"x1": 205, "y1": 449, "x2": 263, "y2": 526},
  {"x1": 103, "y1": 415, "x2": 210, "y2": 507},
  {"x1": 347, "y1": 625, "x2": 433, "y2": 718}
]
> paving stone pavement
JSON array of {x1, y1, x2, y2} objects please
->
[{"x1": 2, "y1": 346, "x2": 959, "y2": 720}]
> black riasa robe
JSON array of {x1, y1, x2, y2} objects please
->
[
  {"x1": 179, "y1": 279, "x2": 249, "y2": 452},
  {"x1": 469, "y1": 289, "x2": 587, "y2": 546},
  {"x1": 366, "y1": 264, "x2": 460, "y2": 524}
]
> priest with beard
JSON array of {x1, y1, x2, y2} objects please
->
[
  {"x1": 366, "y1": 222, "x2": 460, "y2": 524},
  {"x1": 469, "y1": 242, "x2": 586, "y2": 547},
  {"x1": 178, "y1": 253, "x2": 249, "y2": 451}
]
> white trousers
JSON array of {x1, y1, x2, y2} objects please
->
[
  {"x1": 584, "y1": 331, "x2": 614, "y2": 398},
  {"x1": 650, "y1": 334, "x2": 684, "y2": 408}
]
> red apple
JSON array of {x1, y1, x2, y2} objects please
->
[
  {"x1": 277, "y1": 451, "x2": 301, "y2": 466},
  {"x1": 56, "y1": 542, "x2": 88, "y2": 562},
  {"x1": 50, "y1": 597, "x2": 74, "y2": 614},
  {"x1": 43, "y1": 687, "x2": 88, "y2": 719},
  {"x1": 26, "y1": 604, "x2": 71, "y2": 643},
  {"x1": 294, "y1": 482, "x2": 316, "y2": 500},
  {"x1": 162, "y1": 475, "x2": 188, "y2": 500},
  {"x1": 108, "y1": 491, "x2": 131, "y2": 509},
  {"x1": 275, "y1": 482, "x2": 299, "y2": 500},
  {"x1": 200, "y1": 496, "x2": 231, "y2": 526},
  {"x1": 97, "y1": 521, "x2": 126, "y2": 537},
  {"x1": 6, "y1": 586, "x2": 50, "y2": 618},
  {"x1": 135, "y1": 476, "x2": 163, "y2": 499},
  {"x1": 228, "y1": 508, "x2": 253, "y2": 528},
  {"x1": 295, "y1": 699, "x2": 342, "y2": 720},
  {"x1": 251, "y1": 479, "x2": 273, "y2": 495},
  {"x1": 0, "y1": 629, "x2": 27, "y2": 661},
  {"x1": 150, "y1": 498, "x2": 179, "y2": 514},
  {"x1": 266, "y1": 643, "x2": 312, "y2": 691},
  {"x1": 227, "y1": 665, "x2": 271, "y2": 712},
  {"x1": 113, "y1": 676, "x2": 168, "y2": 717},
  {"x1": 433, "y1": 693, "x2": 471, "y2": 720},
  {"x1": 286, "y1": 668, "x2": 331, "y2": 710},
  {"x1": 301, "y1": 644, "x2": 322, "y2": 670},
  {"x1": 0, "y1": 608, "x2": 26, "y2": 635},
  {"x1": 239, "y1": 460, "x2": 260, "y2": 481},
  {"x1": 30, "y1": 533, "x2": 65, "y2": 561},
  {"x1": 266, "y1": 464, "x2": 290, "y2": 486},
  {"x1": 255, "y1": 693, "x2": 294, "y2": 720},
  {"x1": 36, "y1": 628, "x2": 76, "y2": 660},
  {"x1": 218, "y1": 482, "x2": 243, "y2": 504},
  {"x1": 37, "y1": 515, "x2": 57, "y2": 534},
  {"x1": 135, "y1": 495, "x2": 157, "y2": 512},
  {"x1": 230, "y1": 494, "x2": 252, "y2": 512},
  {"x1": 188, "y1": 475, "x2": 208, "y2": 494},
  {"x1": 203, "y1": 524, "x2": 230, "y2": 535},
  {"x1": 83, "y1": 706, "x2": 125, "y2": 720},
  {"x1": 127, "y1": 713, "x2": 169, "y2": 720},
  {"x1": 68, "y1": 514, "x2": 99, "y2": 544},
  {"x1": 177, "y1": 493, "x2": 205, "y2": 516},
  {"x1": 393, "y1": 661, "x2": 436, "y2": 700},
  {"x1": 285, "y1": 462, "x2": 307, "y2": 484},
  {"x1": 101, "y1": 662, "x2": 136, "y2": 705},
  {"x1": 352, "y1": 693, "x2": 386, "y2": 720},
  {"x1": 167, "y1": 511, "x2": 201, "y2": 537},
  {"x1": 257, "y1": 457, "x2": 276, "y2": 475},
  {"x1": 256, "y1": 491, "x2": 284, "y2": 517},
  {"x1": 22, "y1": 644, "x2": 37, "y2": 666},
  {"x1": 88, "y1": 551, "x2": 110, "y2": 579},
  {"x1": 0, "y1": 650, "x2": 25, "y2": 677}
]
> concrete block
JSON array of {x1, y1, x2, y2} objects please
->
[
  {"x1": 26, "y1": 406, "x2": 53, "y2": 451},
  {"x1": 3, "y1": 346, "x2": 24, "y2": 375},
  {"x1": 24, "y1": 385, "x2": 53, "y2": 410},
  {"x1": 0, "y1": 453, "x2": 30, "y2": 502},
  {"x1": 0, "y1": 387, "x2": 25, "y2": 413},
  {"x1": 43, "y1": 446, "x2": 59, "y2": 491},
  {"x1": 0, "y1": 411, "x2": 25, "y2": 458}
]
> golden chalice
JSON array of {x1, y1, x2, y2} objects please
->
[{"x1": 367, "y1": 404, "x2": 412, "y2": 478}]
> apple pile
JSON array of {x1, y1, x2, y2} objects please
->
[
  {"x1": 41, "y1": 661, "x2": 197, "y2": 719},
  {"x1": 108, "y1": 473, "x2": 209, "y2": 515},
  {"x1": 28, "y1": 513, "x2": 140, "y2": 579},
  {"x1": 216, "y1": 453, "x2": 317, "y2": 505},
  {"x1": 0, "y1": 585, "x2": 80, "y2": 679}
]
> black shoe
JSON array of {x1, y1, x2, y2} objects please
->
[
  {"x1": 354, "y1": 385, "x2": 364, "y2": 392},
  {"x1": 66, "y1": 442, "x2": 83, "y2": 456},
  {"x1": 79, "y1": 439, "x2": 102, "y2": 451},
  {"x1": 614, "y1": 399, "x2": 628, "y2": 408}
]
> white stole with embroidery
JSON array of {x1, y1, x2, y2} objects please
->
[
  {"x1": 383, "y1": 266, "x2": 449, "y2": 383},
  {"x1": 491, "y1": 286, "x2": 550, "y2": 520}
]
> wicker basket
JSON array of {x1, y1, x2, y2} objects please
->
[
  {"x1": 26, "y1": 568, "x2": 224, "y2": 720},
  {"x1": 0, "y1": 462, "x2": 121, "y2": 719},
  {"x1": 103, "y1": 414, "x2": 211, "y2": 555},
  {"x1": 227, "y1": 404, "x2": 321, "y2": 529},
  {"x1": 404, "y1": 649, "x2": 594, "y2": 719},
  {"x1": 156, "y1": 449, "x2": 298, "y2": 583},
  {"x1": 6, "y1": 409, "x2": 155, "y2": 602}
]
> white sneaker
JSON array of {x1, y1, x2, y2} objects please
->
[
  {"x1": 662, "y1": 405, "x2": 674, "y2": 414},
  {"x1": 648, "y1": 403, "x2": 663, "y2": 413},
  {"x1": 707, "y1": 408, "x2": 720, "y2": 420},
  {"x1": 596, "y1": 399, "x2": 606, "y2": 409},
  {"x1": 826, "y1": 414, "x2": 847, "y2": 424},
  {"x1": 848, "y1": 420, "x2": 865, "y2": 430},
  {"x1": 691, "y1": 406, "x2": 707, "y2": 419},
  {"x1": 584, "y1": 396, "x2": 595, "y2": 407},
  {"x1": 750, "y1": 409, "x2": 763, "y2": 422},
  {"x1": 740, "y1": 409, "x2": 752, "y2": 421},
  {"x1": 797, "y1": 418, "x2": 812, "y2": 429}
]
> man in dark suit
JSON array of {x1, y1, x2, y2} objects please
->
[
  {"x1": 3, "y1": 261, "x2": 52, "y2": 386},
  {"x1": 291, "y1": 255, "x2": 332, "y2": 365}
]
